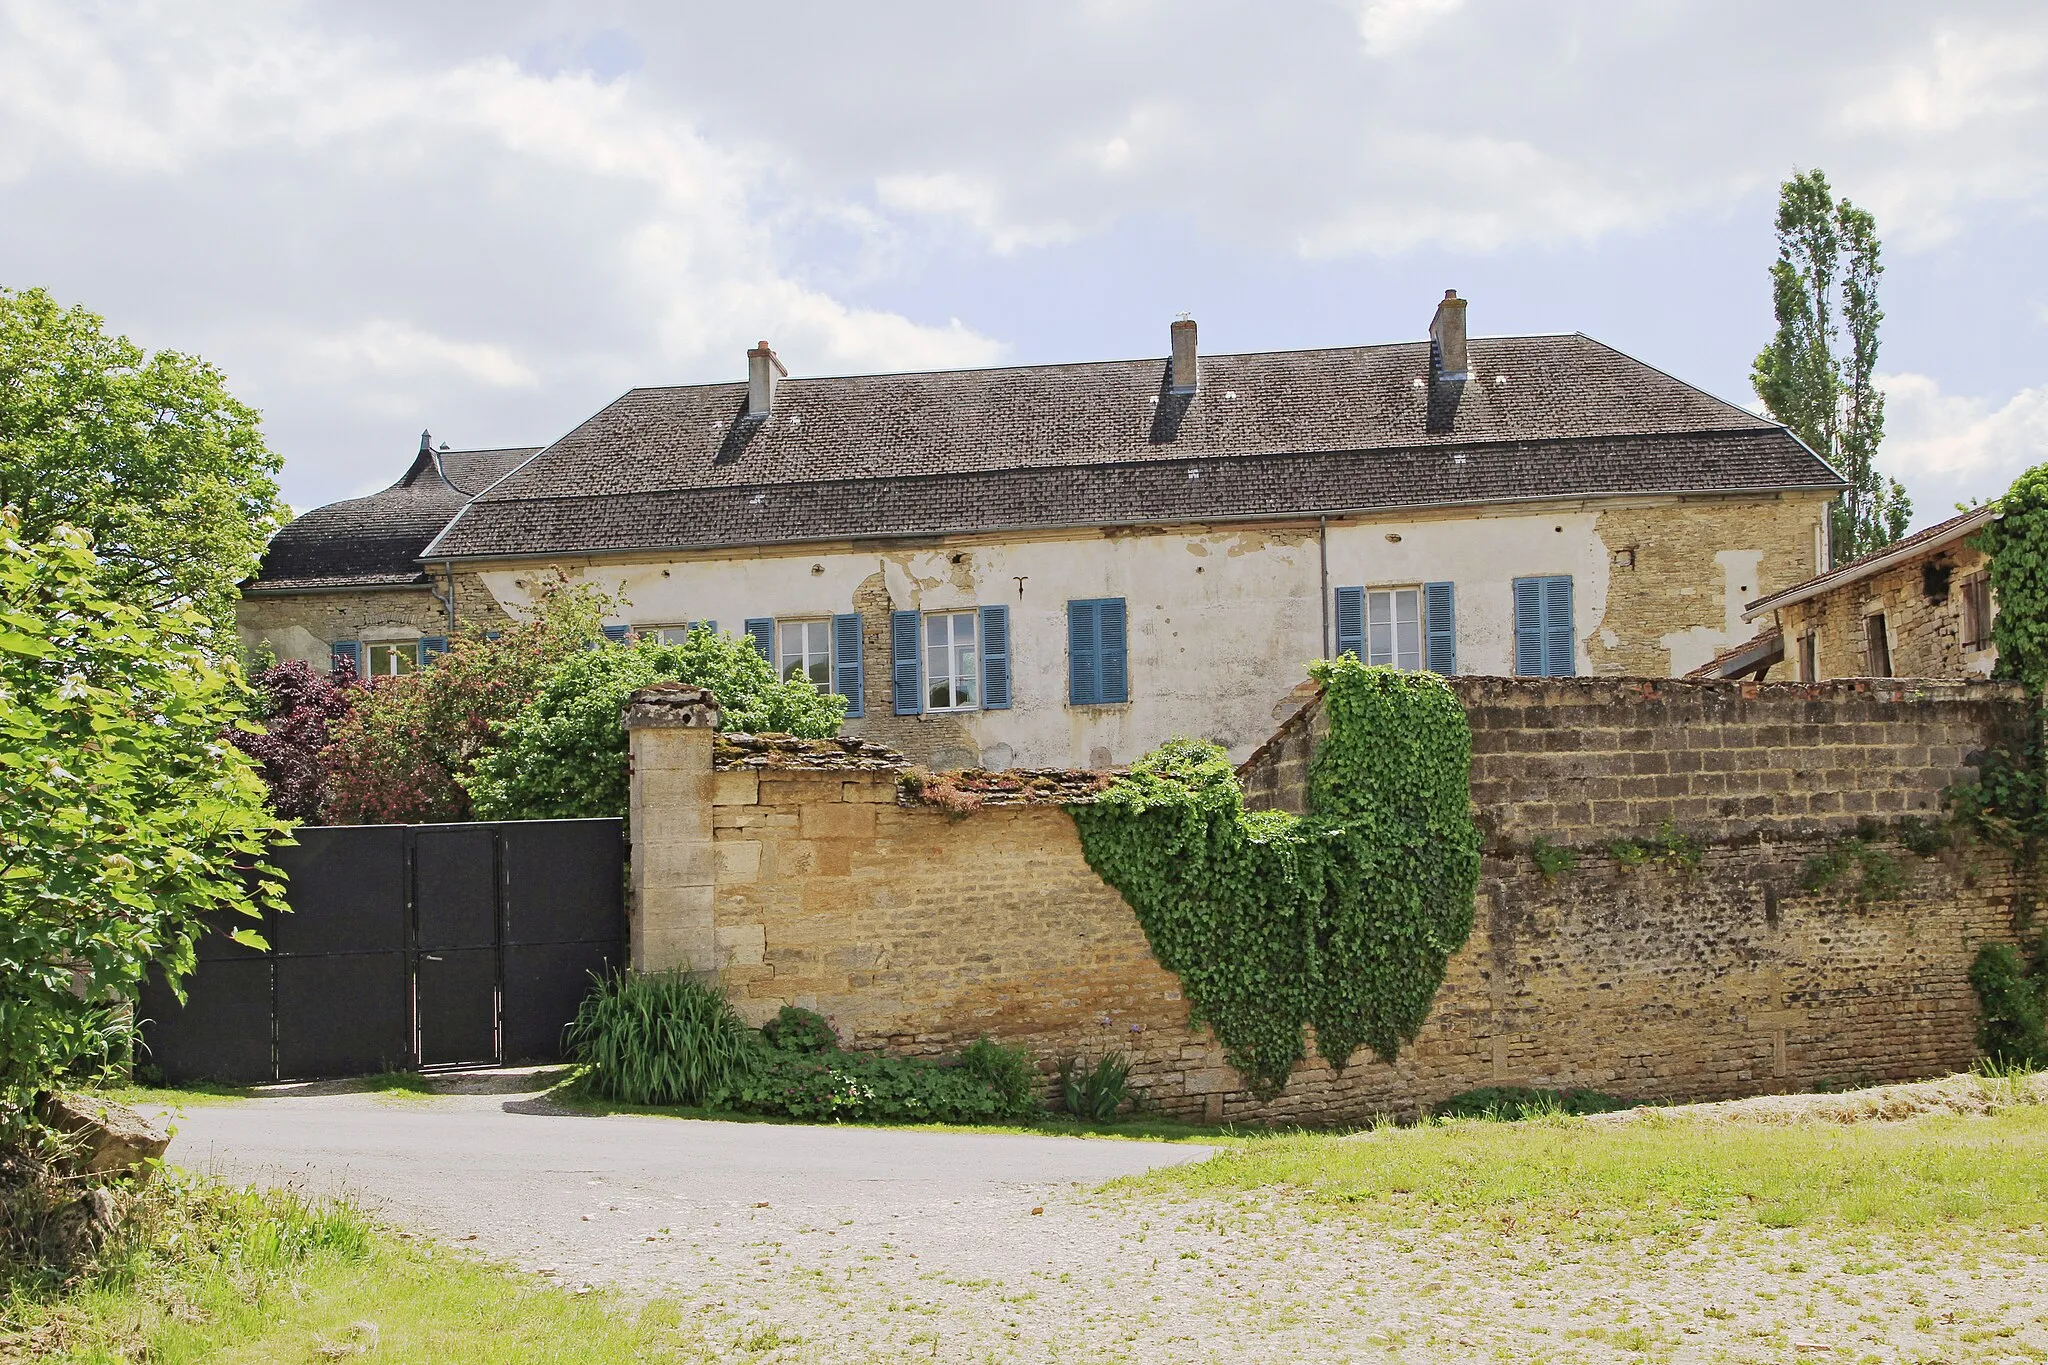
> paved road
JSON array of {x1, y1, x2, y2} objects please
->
[{"x1": 159, "y1": 1085, "x2": 1208, "y2": 1229}]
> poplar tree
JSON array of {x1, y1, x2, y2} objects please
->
[{"x1": 1752, "y1": 169, "x2": 1909, "y2": 565}]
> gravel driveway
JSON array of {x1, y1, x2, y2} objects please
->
[{"x1": 154, "y1": 1081, "x2": 2048, "y2": 1363}]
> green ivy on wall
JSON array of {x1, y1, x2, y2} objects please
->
[
  {"x1": 1068, "y1": 657, "x2": 1481, "y2": 1098},
  {"x1": 1979, "y1": 464, "x2": 2048, "y2": 697}
]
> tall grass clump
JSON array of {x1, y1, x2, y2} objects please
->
[{"x1": 565, "y1": 972, "x2": 753, "y2": 1106}]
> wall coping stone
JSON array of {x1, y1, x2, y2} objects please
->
[
  {"x1": 714, "y1": 733, "x2": 907, "y2": 772},
  {"x1": 622, "y1": 683, "x2": 721, "y2": 730}
]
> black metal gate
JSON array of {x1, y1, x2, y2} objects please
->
[{"x1": 139, "y1": 819, "x2": 625, "y2": 1083}]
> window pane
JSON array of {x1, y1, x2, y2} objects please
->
[
  {"x1": 926, "y1": 615, "x2": 947, "y2": 647},
  {"x1": 1395, "y1": 590, "x2": 1421, "y2": 669},
  {"x1": 955, "y1": 646, "x2": 977, "y2": 707},
  {"x1": 809, "y1": 657, "x2": 831, "y2": 688}
]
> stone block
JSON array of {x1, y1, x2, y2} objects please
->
[
  {"x1": 801, "y1": 802, "x2": 878, "y2": 840},
  {"x1": 716, "y1": 840, "x2": 762, "y2": 884},
  {"x1": 714, "y1": 771, "x2": 761, "y2": 806},
  {"x1": 715, "y1": 922, "x2": 766, "y2": 968}
]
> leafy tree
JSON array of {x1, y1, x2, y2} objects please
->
[
  {"x1": 0, "y1": 512, "x2": 290, "y2": 1133},
  {"x1": 0, "y1": 287, "x2": 287, "y2": 634},
  {"x1": 1752, "y1": 169, "x2": 1909, "y2": 565},
  {"x1": 466, "y1": 630, "x2": 847, "y2": 822},
  {"x1": 232, "y1": 660, "x2": 359, "y2": 822},
  {"x1": 319, "y1": 585, "x2": 610, "y2": 825}
]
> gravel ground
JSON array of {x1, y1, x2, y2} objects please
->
[{"x1": 153, "y1": 1081, "x2": 2048, "y2": 1363}]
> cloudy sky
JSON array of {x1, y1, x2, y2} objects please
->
[{"x1": 4, "y1": 1, "x2": 2045, "y2": 527}]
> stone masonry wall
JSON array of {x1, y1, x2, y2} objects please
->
[
  {"x1": 629, "y1": 677, "x2": 2034, "y2": 1124},
  {"x1": 236, "y1": 572, "x2": 512, "y2": 670},
  {"x1": 1773, "y1": 541, "x2": 1995, "y2": 682}
]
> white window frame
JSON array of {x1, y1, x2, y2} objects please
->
[
  {"x1": 363, "y1": 641, "x2": 420, "y2": 677},
  {"x1": 1367, "y1": 586, "x2": 1423, "y2": 671},
  {"x1": 924, "y1": 610, "x2": 979, "y2": 712},
  {"x1": 778, "y1": 618, "x2": 833, "y2": 690}
]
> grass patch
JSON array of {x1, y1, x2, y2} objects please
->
[
  {"x1": 4, "y1": 1176, "x2": 724, "y2": 1362},
  {"x1": 98, "y1": 1079, "x2": 252, "y2": 1109},
  {"x1": 1126, "y1": 1104, "x2": 2048, "y2": 1233}
]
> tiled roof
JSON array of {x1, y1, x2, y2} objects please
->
[
  {"x1": 245, "y1": 446, "x2": 535, "y2": 592},
  {"x1": 428, "y1": 334, "x2": 1842, "y2": 561},
  {"x1": 1744, "y1": 504, "x2": 1994, "y2": 619}
]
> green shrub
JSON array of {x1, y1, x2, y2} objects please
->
[
  {"x1": 1432, "y1": 1087, "x2": 1638, "y2": 1120},
  {"x1": 1969, "y1": 937, "x2": 2048, "y2": 1068},
  {"x1": 760, "y1": 1005, "x2": 839, "y2": 1054},
  {"x1": 465, "y1": 629, "x2": 846, "y2": 822},
  {"x1": 564, "y1": 972, "x2": 754, "y2": 1107},
  {"x1": 1530, "y1": 837, "x2": 1577, "y2": 881},
  {"x1": 568, "y1": 975, "x2": 1041, "y2": 1124},
  {"x1": 1058, "y1": 1053, "x2": 1133, "y2": 1122}
]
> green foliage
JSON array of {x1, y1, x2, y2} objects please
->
[
  {"x1": 1058, "y1": 1053, "x2": 1133, "y2": 1122},
  {"x1": 320, "y1": 583, "x2": 610, "y2": 824},
  {"x1": 1432, "y1": 1086, "x2": 1637, "y2": 1121},
  {"x1": 1606, "y1": 838, "x2": 1651, "y2": 869},
  {"x1": 1968, "y1": 937, "x2": 2048, "y2": 1069},
  {"x1": 1978, "y1": 461, "x2": 2048, "y2": 696},
  {"x1": 1896, "y1": 815, "x2": 1953, "y2": 859},
  {"x1": 565, "y1": 971, "x2": 754, "y2": 1108},
  {"x1": 1798, "y1": 838, "x2": 1907, "y2": 904},
  {"x1": 0, "y1": 514, "x2": 291, "y2": 1135},
  {"x1": 1070, "y1": 658, "x2": 1481, "y2": 1098},
  {"x1": 465, "y1": 628, "x2": 846, "y2": 822},
  {"x1": 759, "y1": 1005, "x2": 839, "y2": 1054},
  {"x1": 0, "y1": 286, "x2": 286, "y2": 638},
  {"x1": 566, "y1": 973, "x2": 1041, "y2": 1124},
  {"x1": 1530, "y1": 837, "x2": 1577, "y2": 881},
  {"x1": 1750, "y1": 169, "x2": 1907, "y2": 564},
  {"x1": 1651, "y1": 820, "x2": 1704, "y2": 872}
]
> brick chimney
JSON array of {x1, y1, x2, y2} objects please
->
[
  {"x1": 747, "y1": 341, "x2": 787, "y2": 418},
  {"x1": 1169, "y1": 317, "x2": 1198, "y2": 396},
  {"x1": 1429, "y1": 289, "x2": 1468, "y2": 382}
]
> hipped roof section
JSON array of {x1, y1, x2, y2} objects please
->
[{"x1": 425, "y1": 334, "x2": 1843, "y2": 562}]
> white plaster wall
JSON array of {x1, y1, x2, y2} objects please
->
[
  {"x1": 1321, "y1": 510, "x2": 1611, "y2": 675},
  {"x1": 476, "y1": 508, "x2": 1631, "y2": 769},
  {"x1": 481, "y1": 527, "x2": 1323, "y2": 768}
]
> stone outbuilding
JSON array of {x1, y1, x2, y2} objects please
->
[{"x1": 1718, "y1": 505, "x2": 1997, "y2": 681}]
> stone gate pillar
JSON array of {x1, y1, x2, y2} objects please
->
[{"x1": 620, "y1": 684, "x2": 721, "y2": 973}]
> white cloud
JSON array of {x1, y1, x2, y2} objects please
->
[
  {"x1": 1355, "y1": 0, "x2": 1465, "y2": 56},
  {"x1": 1879, "y1": 371, "x2": 2048, "y2": 519},
  {"x1": 875, "y1": 173, "x2": 1082, "y2": 255},
  {"x1": 305, "y1": 321, "x2": 538, "y2": 391}
]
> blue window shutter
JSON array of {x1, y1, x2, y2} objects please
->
[
  {"x1": 1423, "y1": 582, "x2": 1456, "y2": 675},
  {"x1": 602, "y1": 625, "x2": 630, "y2": 645},
  {"x1": 891, "y1": 610, "x2": 922, "y2": 714},
  {"x1": 980, "y1": 605, "x2": 1011, "y2": 709},
  {"x1": 1333, "y1": 586, "x2": 1365, "y2": 660},
  {"x1": 1099, "y1": 598, "x2": 1129, "y2": 704},
  {"x1": 418, "y1": 636, "x2": 449, "y2": 666},
  {"x1": 832, "y1": 612, "x2": 865, "y2": 718},
  {"x1": 744, "y1": 618, "x2": 775, "y2": 663},
  {"x1": 1513, "y1": 577, "x2": 1544, "y2": 676},
  {"x1": 1067, "y1": 600, "x2": 1099, "y2": 705},
  {"x1": 330, "y1": 640, "x2": 360, "y2": 675},
  {"x1": 698, "y1": 620, "x2": 718, "y2": 636},
  {"x1": 483, "y1": 630, "x2": 502, "y2": 642},
  {"x1": 1543, "y1": 575, "x2": 1575, "y2": 678}
]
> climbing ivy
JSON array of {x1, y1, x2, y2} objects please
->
[
  {"x1": 1069, "y1": 658, "x2": 1481, "y2": 1098},
  {"x1": 1979, "y1": 462, "x2": 2048, "y2": 696}
]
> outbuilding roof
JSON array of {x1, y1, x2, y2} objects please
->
[
  {"x1": 425, "y1": 332, "x2": 1843, "y2": 562},
  {"x1": 1742, "y1": 504, "x2": 1995, "y2": 620},
  {"x1": 244, "y1": 444, "x2": 535, "y2": 592}
]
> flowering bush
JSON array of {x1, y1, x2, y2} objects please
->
[
  {"x1": 465, "y1": 628, "x2": 846, "y2": 822},
  {"x1": 319, "y1": 585, "x2": 607, "y2": 824},
  {"x1": 233, "y1": 660, "x2": 356, "y2": 821}
]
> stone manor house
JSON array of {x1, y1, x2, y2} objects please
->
[{"x1": 238, "y1": 292, "x2": 1845, "y2": 770}]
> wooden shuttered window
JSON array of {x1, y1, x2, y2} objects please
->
[
  {"x1": 891, "y1": 610, "x2": 922, "y2": 714},
  {"x1": 743, "y1": 618, "x2": 775, "y2": 663},
  {"x1": 1423, "y1": 581, "x2": 1456, "y2": 675},
  {"x1": 330, "y1": 640, "x2": 361, "y2": 675},
  {"x1": 419, "y1": 636, "x2": 449, "y2": 665},
  {"x1": 832, "y1": 613, "x2": 864, "y2": 718},
  {"x1": 1333, "y1": 586, "x2": 1365, "y2": 660},
  {"x1": 1067, "y1": 598, "x2": 1128, "y2": 706},
  {"x1": 1513, "y1": 575, "x2": 1575, "y2": 677},
  {"x1": 979, "y1": 605, "x2": 1011, "y2": 709}
]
